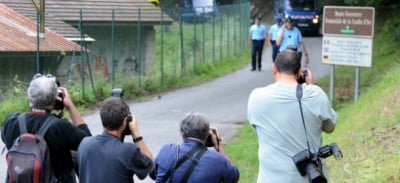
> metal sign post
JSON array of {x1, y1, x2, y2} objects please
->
[{"x1": 322, "y1": 6, "x2": 375, "y2": 101}]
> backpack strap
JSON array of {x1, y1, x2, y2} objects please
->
[
  {"x1": 161, "y1": 145, "x2": 204, "y2": 182},
  {"x1": 180, "y1": 147, "x2": 207, "y2": 183},
  {"x1": 38, "y1": 115, "x2": 58, "y2": 136},
  {"x1": 17, "y1": 113, "x2": 57, "y2": 136},
  {"x1": 17, "y1": 113, "x2": 27, "y2": 134}
]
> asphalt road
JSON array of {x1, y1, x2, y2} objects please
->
[{"x1": 0, "y1": 37, "x2": 330, "y2": 182}]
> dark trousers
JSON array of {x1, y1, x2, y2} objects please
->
[
  {"x1": 271, "y1": 40, "x2": 280, "y2": 62},
  {"x1": 251, "y1": 39, "x2": 265, "y2": 70}
]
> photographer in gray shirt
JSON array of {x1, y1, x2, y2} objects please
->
[{"x1": 247, "y1": 50, "x2": 337, "y2": 183}]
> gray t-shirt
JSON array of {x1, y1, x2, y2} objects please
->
[{"x1": 247, "y1": 83, "x2": 337, "y2": 183}]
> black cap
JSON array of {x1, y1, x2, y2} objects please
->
[{"x1": 284, "y1": 17, "x2": 294, "y2": 24}]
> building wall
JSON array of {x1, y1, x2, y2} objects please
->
[
  {"x1": 0, "y1": 56, "x2": 61, "y2": 87},
  {"x1": 57, "y1": 25, "x2": 156, "y2": 82},
  {"x1": 0, "y1": 25, "x2": 156, "y2": 91}
]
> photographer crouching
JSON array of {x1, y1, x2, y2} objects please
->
[
  {"x1": 247, "y1": 49, "x2": 340, "y2": 183},
  {"x1": 151, "y1": 112, "x2": 240, "y2": 183},
  {"x1": 1, "y1": 73, "x2": 92, "y2": 183}
]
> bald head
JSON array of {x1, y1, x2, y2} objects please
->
[
  {"x1": 274, "y1": 49, "x2": 301, "y2": 75},
  {"x1": 28, "y1": 76, "x2": 58, "y2": 109}
]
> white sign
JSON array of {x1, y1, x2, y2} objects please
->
[{"x1": 322, "y1": 36, "x2": 373, "y2": 67}]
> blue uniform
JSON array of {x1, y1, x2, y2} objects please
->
[
  {"x1": 249, "y1": 24, "x2": 267, "y2": 70},
  {"x1": 268, "y1": 23, "x2": 282, "y2": 62},
  {"x1": 279, "y1": 26, "x2": 303, "y2": 53},
  {"x1": 152, "y1": 139, "x2": 239, "y2": 183}
]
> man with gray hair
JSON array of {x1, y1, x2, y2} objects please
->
[
  {"x1": 151, "y1": 112, "x2": 239, "y2": 183},
  {"x1": 1, "y1": 73, "x2": 92, "y2": 183}
]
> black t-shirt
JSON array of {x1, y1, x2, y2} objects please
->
[{"x1": 1, "y1": 112, "x2": 92, "y2": 178}]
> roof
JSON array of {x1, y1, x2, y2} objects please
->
[
  {"x1": 0, "y1": 1, "x2": 93, "y2": 41},
  {"x1": 0, "y1": 3, "x2": 81, "y2": 54},
  {"x1": 45, "y1": 0, "x2": 173, "y2": 25}
]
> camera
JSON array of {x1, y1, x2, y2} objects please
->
[
  {"x1": 53, "y1": 77, "x2": 65, "y2": 110},
  {"x1": 205, "y1": 128, "x2": 217, "y2": 147},
  {"x1": 111, "y1": 88, "x2": 132, "y2": 136},
  {"x1": 297, "y1": 69, "x2": 308, "y2": 84},
  {"x1": 292, "y1": 143, "x2": 343, "y2": 183},
  {"x1": 54, "y1": 88, "x2": 65, "y2": 110},
  {"x1": 112, "y1": 88, "x2": 124, "y2": 98}
]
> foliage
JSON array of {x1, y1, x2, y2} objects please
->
[
  {"x1": 343, "y1": 0, "x2": 400, "y2": 9},
  {"x1": 225, "y1": 123, "x2": 258, "y2": 183}
]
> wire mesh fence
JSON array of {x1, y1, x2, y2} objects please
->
[{"x1": 0, "y1": 1, "x2": 251, "y2": 101}]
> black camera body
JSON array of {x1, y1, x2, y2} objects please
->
[
  {"x1": 112, "y1": 88, "x2": 124, "y2": 98},
  {"x1": 205, "y1": 128, "x2": 217, "y2": 147},
  {"x1": 292, "y1": 143, "x2": 343, "y2": 183},
  {"x1": 54, "y1": 89, "x2": 65, "y2": 110},
  {"x1": 297, "y1": 69, "x2": 308, "y2": 84}
]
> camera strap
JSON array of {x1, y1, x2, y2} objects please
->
[
  {"x1": 161, "y1": 145, "x2": 206, "y2": 182},
  {"x1": 296, "y1": 84, "x2": 312, "y2": 153}
]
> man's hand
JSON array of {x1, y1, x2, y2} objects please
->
[
  {"x1": 58, "y1": 87, "x2": 73, "y2": 110},
  {"x1": 128, "y1": 114, "x2": 141, "y2": 138},
  {"x1": 304, "y1": 69, "x2": 314, "y2": 85},
  {"x1": 210, "y1": 129, "x2": 222, "y2": 151}
]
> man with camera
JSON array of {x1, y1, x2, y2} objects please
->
[
  {"x1": 151, "y1": 112, "x2": 239, "y2": 183},
  {"x1": 77, "y1": 97, "x2": 153, "y2": 183},
  {"x1": 276, "y1": 17, "x2": 309, "y2": 65},
  {"x1": 247, "y1": 50, "x2": 337, "y2": 182},
  {"x1": 1, "y1": 73, "x2": 92, "y2": 183}
]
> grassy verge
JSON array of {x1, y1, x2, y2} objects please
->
[{"x1": 225, "y1": 19, "x2": 400, "y2": 183}]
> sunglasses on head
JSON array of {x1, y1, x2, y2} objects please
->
[
  {"x1": 33, "y1": 73, "x2": 61, "y2": 86},
  {"x1": 33, "y1": 73, "x2": 55, "y2": 79}
]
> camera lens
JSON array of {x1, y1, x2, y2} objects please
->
[
  {"x1": 305, "y1": 163, "x2": 327, "y2": 183},
  {"x1": 331, "y1": 143, "x2": 343, "y2": 160}
]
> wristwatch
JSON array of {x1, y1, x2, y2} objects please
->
[{"x1": 133, "y1": 136, "x2": 143, "y2": 143}]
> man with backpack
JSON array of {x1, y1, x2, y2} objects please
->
[{"x1": 1, "y1": 73, "x2": 92, "y2": 183}]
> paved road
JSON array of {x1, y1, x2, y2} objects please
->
[{"x1": 0, "y1": 37, "x2": 330, "y2": 182}]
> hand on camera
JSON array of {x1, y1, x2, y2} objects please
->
[
  {"x1": 128, "y1": 114, "x2": 141, "y2": 137},
  {"x1": 209, "y1": 129, "x2": 222, "y2": 151},
  {"x1": 298, "y1": 69, "x2": 314, "y2": 85},
  {"x1": 58, "y1": 87, "x2": 73, "y2": 110}
]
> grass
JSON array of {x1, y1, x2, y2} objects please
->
[{"x1": 225, "y1": 17, "x2": 400, "y2": 183}]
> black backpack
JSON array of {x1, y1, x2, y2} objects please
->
[{"x1": 6, "y1": 113, "x2": 56, "y2": 183}]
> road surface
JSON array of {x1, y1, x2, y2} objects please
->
[{"x1": 0, "y1": 37, "x2": 330, "y2": 182}]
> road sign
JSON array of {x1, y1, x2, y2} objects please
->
[
  {"x1": 323, "y1": 6, "x2": 375, "y2": 38},
  {"x1": 322, "y1": 6, "x2": 375, "y2": 101},
  {"x1": 322, "y1": 36, "x2": 373, "y2": 67},
  {"x1": 322, "y1": 6, "x2": 375, "y2": 67}
]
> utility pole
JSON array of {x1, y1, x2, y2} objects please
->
[{"x1": 32, "y1": 0, "x2": 45, "y2": 35}]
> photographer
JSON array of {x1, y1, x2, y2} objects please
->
[
  {"x1": 247, "y1": 50, "x2": 337, "y2": 182},
  {"x1": 77, "y1": 97, "x2": 153, "y2": 183},
  {"x1": 1, "y1": 73, "x2": 92, "y2": 183},
  {"x1": 151, "y1": 112, "x2": 239, "y2": 183}
]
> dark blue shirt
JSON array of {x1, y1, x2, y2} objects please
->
[
  {"x1": 77, "y1": 132, "x2": 153, "y2": 183},
  {"x1": 152, "y1": 139, "x2": 239, "y2": 183}
]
